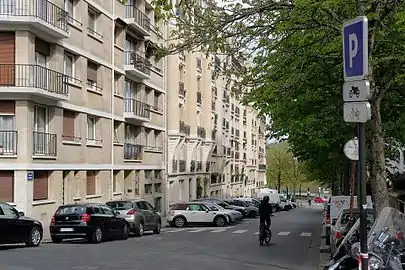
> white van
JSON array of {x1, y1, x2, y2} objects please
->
[{"x1": 329, "y1": 195, "x2": 373, "y2": 225}]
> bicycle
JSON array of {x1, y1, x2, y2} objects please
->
[{"x1": 259, "y1": 222, "x2": 272, "y2": 246}]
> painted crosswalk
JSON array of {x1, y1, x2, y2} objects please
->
[{"x1": 161, "y1": 227, "x2": 312, "y2": 237}]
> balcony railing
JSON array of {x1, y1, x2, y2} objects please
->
[
  {"x1": 124, "y1": 5, "x2": 150, "y2": 32},
  {"x1": 179, "y1": 160, "x2": 186, "y2": 172},
  {"x1": 0, "y1": 64, "x2": 68, "y2": 96},
  {"x1": 212, "y1": 86, "x2": 217, "y2": 96},
  {"x1": 172, "y1": 160, "x2": 178, "y2": 173},
  {"x1": 197, "y1": 91, "x2": 202, "y2": 104},
  {"x1": 124, "y1": 143, "x2": 143, "y2": 160},
  {"x1": 211, "y1": 100, "x2": 216, "y2": 111},
  {"x1": 197, "y1": 161, "x2": 202, "y2": 171},
  {"x1": 124, "y1": 98, "x2": 151, "y2": 119},
  {"x1": 211, "y1": 130, "x2": 216, "y2": 140},
  {"x1": 0, "y1": 131, "x2": 17, "y2": 155},
  {"x1": 33, "y1": 131, "x2": 57, "y2": 156},
  {"x1": 0, "y1": 0, "x2": 69, "y2": 33},
  {"x1": 258, "y1": 164, "x2": 267, "y2": 171},
  {"x1": 179, "y1": 82, "x2": 186, "y2": 96},
  {"x1": 197, "y1": 126, "x2": 206, "y2": 139},
  {"x1": 191, "y1": 160, "x2": 196, "y2": 172},
  {"x1": 205, "y1": 161, "x2": 210, "y2": 172},
  {"x1": 124, "y1": 51, "x2": 151, "y2": 75}
]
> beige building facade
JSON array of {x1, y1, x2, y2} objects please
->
[
  {"x1": 166, "y1": 50, "x2": 267, "y2": 207},
  {"x1": 0, "y1": 0, "x2": 166, "y2": 227}
]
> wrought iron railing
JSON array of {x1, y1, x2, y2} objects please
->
[
  {"x1": 33, "y1": 131, "x2": 57, "y2": 156},
  {"x1": 124, "y1": 98, "x2": 151, "y2": 119},
  {"x1": 124, "y1": 51, "x2": 151, "y2": 75},
  {"x1": 124, "y1": 143, "x2": 143, "y2": 160},
  {"x1": 124, "y1": 5, "x2": 150, "y2": 32},
  {"x1": 0, "y1": 131, "x2": 17, "y2": 155}
]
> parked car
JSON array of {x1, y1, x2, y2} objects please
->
[
  {"x1": 106, "y1": 199, "x2": 161, "y2": 237},
  {"x1": 329, "y1": 208, "x2": 375, "y2": 255},
  {"x1": 0, "y1": 202, "x2": 43, "y2": 247},
  {"x1": 314, "y1": 196, "x2": 327, "y2": 204},
  {"x1": 167, "y1": 202, "x2": 230, "y2": 227},
  {"x1": 206, "y1": 203, "x2": 243, "y2": 222},
  {"x1": 226, "y1": 199, "x2": 258, "y2": 218},
  {"x1": 278, "y1": 196, "x2": 293, "y2": 211},
  {"x1": 193, "y1": 198, "x2": 247, "y2": 217},
  {"x1": 49, "y1": 203, "x2": 129, "y2": 244}
]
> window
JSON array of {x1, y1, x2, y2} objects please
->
[
  {"x1": 112, "y1": 170, "x2": 119, "y2": 193},
  {"x1": 86, "y1": 171, "x2": 97, "y2": 195},
  {"x1": 144, "y1": 201, "x2": 155, "y2": 211},
  {"x1": 114, "y1": 74, "x2": 120, "y2": 95},
  {"x1": 136, "y1": 201, "x2": 148, "y2": 210},
  {"x1": 0, "y1": 171, "x2": 14, "y2": 202},
  {"x1": 62, "y1": 110, "x2": 76, "y2": 141},
  {"x1": 64, "y1": 53, "x2": 75, "y2": 80},
  {"x1": 154, "y1": 170, "x2": 162, "y2": 180},
  {"x1": 187, "y1": 204, "x2": 205, "y2": 211},
  {"x1": 101, "y1": 206, "x2": 115, "y2": 216},
  {"x1": 134, "y1": 170, "x2": 140, "y2": 195},
  {"x1": 87, "y1": 60, "x2": 98, "y2": 88},
  {"x1": 145, "y1": 170, "x2": 152, "y2": 180},
  {"x1": 34, "y1": 105, "x2": 49, "y2": 133},
  {"x1": 0, "y1": 102, "x2": 16, "y2": 155},
  {"x1": 154, "y1": 197, "x2": 161, "y2": 212},
  {"x1": 197, "y1": 77, "x2": 201, "y2": 92},
  {"x1": 154, "y1": 91, "x2": 160, "y2": 109},
  {"x1": 113, "y1": 121, "x2": 120, "y2": 143},
  {"x1": 155, "y1": 131, "x2": 162, "y2": 148},
  {"x1": 33, "y1": 171, "x2": 49, "y2": 201},
  {"x1": 144, "y1": 184, "x2": 152, "y2": 194},
  {"x1": 86, "y1": 115, "x2": 96, "y2": 141},
  {"x1": 179, "y1": 66, "x2": 184, "y2": 82},
  {"x1": 154, "y1": 183, "x2": 161, "y2": 193},
  {"x1": 64, "y1": 0, "x2": 74, "y2": 21},
  {"x1": 0, "y1": 202, "x2": 18, "y2": 217},
  {"x1": 88, "y1": 9, "x2": 96, "y2": 32}
]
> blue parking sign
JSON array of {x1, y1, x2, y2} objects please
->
[{"x1": 343, "y1": 16, "x2": 368, "y2": 82}]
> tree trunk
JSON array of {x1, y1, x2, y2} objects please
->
[
  {"x1": 370, "y1": 96, "x2": 389, "y2": 214},
  {"x1": 277, "y1": 170, "x2": 281, "y2": 192}
]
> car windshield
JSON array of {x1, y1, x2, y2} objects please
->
[
  {"x1": 56, "y1": 206, "x2": 87, "y2": 215},
  {"x1": 212, "y1": 204, "x2": 224, "y2": 210},
  {"x1": 106, "y1": 201, "x2": 133, "y2": 210}
]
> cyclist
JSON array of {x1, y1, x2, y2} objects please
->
[{"x1": 259, "y1": 195, "x2": 272, "y2": 232}]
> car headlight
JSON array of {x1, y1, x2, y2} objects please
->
[{"x1": 369, "y1": 256, "x2": 382, "y2": 270}]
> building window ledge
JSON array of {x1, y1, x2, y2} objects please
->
[
  {"x1": 113, "y1": 142, "x2": 124, "y2": 147},
  {"x1": 32, "y1": 200, "x2": 56, "y2": 206},
  {"x1": 67, "y1": 80, "x2": 82, "y2": 89},
  {"x1": 87, "y1": 87, "x2": 103, "y2": 95},
  {"x1": 87, "y1": 32, "x2": 104, "y2": 44},
  {"x1": 33, "y1": 155, "x2": 57, "y2": 160},
  {"x1": 86, "y1": 194, "x2": 102, "y2": 200},
  {"x1": 114, "y1": 44, "x2": 124, "y2": 52},
  {"x1": 73, "y1": 197, "x2": 81, "y2": 201},
  {"x1": 0, "y1": 155, "x2": 17, "y2": 159},
  {"x1": 112, "y1": 192, "x2": 123, "y2": 196}
]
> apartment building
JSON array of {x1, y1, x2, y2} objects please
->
[
  {"x1": 0, "y1": 0, "x2": 166, "y2": 226},
  {"x1": 166, "y1": 50, "x2": 267, "y2": 206}
]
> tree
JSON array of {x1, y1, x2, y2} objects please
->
[
  {"x1": 266, "y1": 142, "x2": 290, "y2": 191},
  {"x1": 152, "y1": 0, "x2": 405, "y2": 214}
]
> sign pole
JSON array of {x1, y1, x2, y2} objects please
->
[{"x1": 342, "y1": 16, "x2": 369, "y2": 270}]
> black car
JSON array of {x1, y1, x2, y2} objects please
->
[
  {"x1": 0, "y1": 201, "x2": 43, "y2": 247},
  {"x1": 49, "y1": 203, "x2": 129, "y2": 244}
]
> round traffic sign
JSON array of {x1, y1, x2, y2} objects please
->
[{"x1": 344, "y1": 138, "x2": 359, "y2": 161}]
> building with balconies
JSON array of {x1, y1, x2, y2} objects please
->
[{"x1": 0, "y1": 0, "x2": 166, "y2": 230}]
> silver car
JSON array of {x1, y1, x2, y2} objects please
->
[
  {"x1": 106, "y1": 200, "x2": 161, "y2": 237},
  {"x1": 207, "y1": 203, "x2": 243, "y2": 222}
]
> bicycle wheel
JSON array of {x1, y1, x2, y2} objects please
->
[
  {"x1": 264, "y1": 230, "x2": 272, "y2": 244},
  {"x1": 259, "y1": 231, "x2": 264, "y2": 246}
]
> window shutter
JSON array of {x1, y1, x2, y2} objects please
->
[
  {"x1": 35, "y1": 38, "x2": 50, "y2": 56},
  {"x1": 87, "y1": 61, "x2": 98, "y2": 82},
  {"x1": 63, "y1": 110, "x2": 75, "y2": 138},
  {"x1": 33, "y1": 171, "x2": 48, "y2": 201},
  {"x1": 0, "y1": 101, "x2": 15, "y2": 114},
  {"x1": 86, "y1": 171, "x2": 96, "y2": 195},
  {"x1": 0, "y1": 171, "x2": 14, "y2": 202}
]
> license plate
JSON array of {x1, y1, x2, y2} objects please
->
[{"x1": 60, "y1": 228, "x2": 73, "y2": 232}]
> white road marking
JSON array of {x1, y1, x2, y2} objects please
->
[
  {"x1": 232, "y1": 230, "x2": 248, "y2": 234},
  {"x1": 211, "y1": 228, "x2": 228, "y2": 233},
  {"x1": 163, "y1": 228, "x2": 189, "y2": 233},
  {"x1": 277, "y1": 232, "x2": 291, "y2": 236},
  {"x1": 300, "y1": 232, "x2": 312, "y2": 237},
  {"x1": 254, "y1": 231, "x2": 259, "y2": 235},
  {"x1": 188, "y1": 228, "x2": 208, "y2": 233}
]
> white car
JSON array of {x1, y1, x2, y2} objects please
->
[
  {"x1": 207, "y1": 203, "x2": 243, "y2": 222},
  {"x1": 167, "y1": 202, "x2": 230, "y2": 228}
]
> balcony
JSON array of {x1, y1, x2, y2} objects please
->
[
  {"x1": 124, "y1": 51, "x2": 151, "y2": 79},
  {"x1": 178, "y1": 82, "x2": 186, "y2": 96},
  {"x1": 197, "y1": 126, "x2": 206, "y2": 139},
  {"x1": 235, "y1": 129, "x2": 240, "y2": 138},
  {"x1": 179, "y1": 121, "x2": 191, "y2": 136},
  {"x1": 212, "y1": 86, "x2": 217, "y2": 97},
  {"x1": 172, "y1": 160, "x2": 178, "y2": 173},
  {"x1": 124, "y1": 99, "x2": 150, "y2": 122},
  {"x1": 197, "y1": 91, "x2": 202, "y2": 105},
  {"x1": 235, "y1": 152, "x2": 240, "y2": 160},
  {"x1": 0, "y1": 131, "x2": 17, "y2": 156},
  {"x1": 33, "y1": 131, "x2": 57, "y2": 157},
  {"x1": 179, "y1": 160, "x2": 186, "y2": 172},
  {"x1": 124, "y1": 5, "x2": 150, "y2": 36},
  {"x1": 0, "y1": 0, "x2": 69, "y2": 39},
  {"x1": 0, "y1": 64, "x2": 69, "y2": 100},
  {"x1": 124, "y1": 143, "x2": 143, "y2": 161},
  {"x1": 211, "y1": 100, "x2": 216, "y2": 111},
  {"x1": 258, "y1": 164, "x2": 267, "y2": 171}
]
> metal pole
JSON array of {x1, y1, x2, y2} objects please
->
[{"x1": 358, "y1": 123, "x2": 368, "y2": 270}]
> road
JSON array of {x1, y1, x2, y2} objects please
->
[{"x1": 0, "y1": 206, "x2": 323, "y2": 270}]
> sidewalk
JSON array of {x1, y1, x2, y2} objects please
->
[{"x1": 318, "y1": 224, "x2": 331, "y2": 269}]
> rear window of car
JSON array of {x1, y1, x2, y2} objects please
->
[
  {"x1": 106, "y1": 201, "x2": 133, "y2": 210},
  {"x1": 56, "y1": 206, "x2": 87, "y2": 215},
  {"x1": 170, "y1": 203, "x2": 188, "y2": 210}
]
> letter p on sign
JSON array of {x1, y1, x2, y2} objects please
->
[{"x1": 343, "y1": 16, "x2": 368, "y2": 82}]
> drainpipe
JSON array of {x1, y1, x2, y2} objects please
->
[
  {"x1": 110, "y1": 0, "x2": 115, "y2": 201},
  {"x1": 163, "y1": 24, "x2": 169, "y2": 216}
]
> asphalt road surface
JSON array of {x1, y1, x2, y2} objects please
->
[{"x1": 1, "y1": 207, "x2": 323, "y2": 270}]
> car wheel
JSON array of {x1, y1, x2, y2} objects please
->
[
  {"x1": 120, "y1": 223, "x2": 129, "y2": 240},
  {"x1": 174, "y1": 216, "x2": 186, "y2": 228},
  {"x1": 135, "y1": 222, "x2": 144, "y2": 237},
  {"x1": 214, "y1": 216, "x2": 226, "y2": 227},
  {"x1": 51, "y1": 236, "x2": 62, "y2": 243},
  {"x1": 153, "y1": 220, "x2": 161, "y2": 234},
  {"x1": 248, "y1": 211, "x2": 256, "y2": 218},
  {"x1": 26, "y1": 226, "x2": 42, "y2": 247},
  {"x1": 89, "y1": 226, "x2": 103, "y2": 244}
]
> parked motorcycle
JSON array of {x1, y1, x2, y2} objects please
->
[{"x1": 366, "y1": 207, "x2": 405, "y2": 270}]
